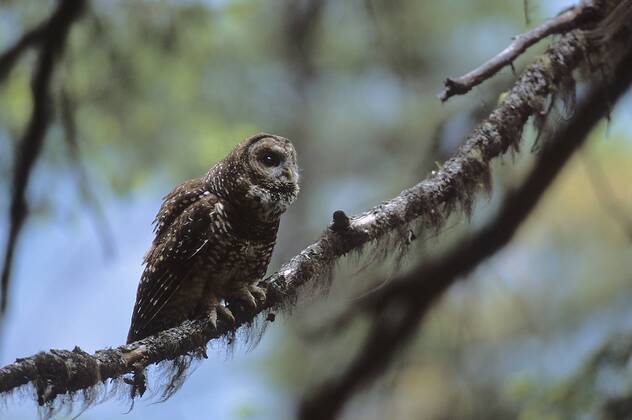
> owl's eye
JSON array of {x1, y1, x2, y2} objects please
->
[{"x1": 259, "y1": 151, "x2": 283, "y2": 167}]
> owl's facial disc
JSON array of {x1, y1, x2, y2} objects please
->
[
  {"x1": 244, "y1": 135, "x2": 299, "y2": 217},
  {"x1": 248, "y1": 136, "x2": 299, "y2": 187}
]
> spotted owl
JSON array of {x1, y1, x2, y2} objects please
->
[{"x1": 127, "y1": 133, "x2": 299, "y2": 343}]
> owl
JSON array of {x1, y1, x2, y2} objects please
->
[{"x1": 127, "y1": 133, "x2": 299, "y2": 343}]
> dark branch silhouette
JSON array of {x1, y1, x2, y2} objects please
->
[
  {"x1": 299, "y1": 35, "x2": 632, "y2": 420},
  {"x1": 438, "y1": 0, "x2": 601, "y2": 102},
  {"x1": 0, "y1": 21, "x2": 46, "y2": 82},
  {"x1": 0, "y1": 0, "x2": 87, "y2": 314}
]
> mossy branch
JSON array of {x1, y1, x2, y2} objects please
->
[
  {"x1": 438, "y1": 0, "x2": 602, "y2": 101},
  {"x1": 300, "y1": 33, "x2": 632, "y2": 420}
]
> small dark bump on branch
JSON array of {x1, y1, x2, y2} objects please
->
[{"x1": 330, "y1": 210, "x2": 351, "y2": 232}]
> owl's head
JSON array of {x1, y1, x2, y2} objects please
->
[{"x1": 209, "y1": 133, "x2": 300, "y2": 221}]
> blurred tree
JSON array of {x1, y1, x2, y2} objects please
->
[{"x1": 0, "y1": 1, "x2": 631, "y2": 419}]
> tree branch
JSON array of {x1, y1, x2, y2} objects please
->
[
  {"x1": 0, "y1": 0, "x2": 86, "y2": 314},
  {"x1": 302, "y1": 59, "x2": 632, "y2": 420},
  {"x1": 438, "y1": 0, "x2": 601, "y2": 102},
  {"x1": 299, "y1": 26, "x2": 632, "y2": 420},
  {"x1": 0, "y1": 25, "x2": 46, "y2": 83},
  {"x1": 0, "y1": 23, "x2": 597, "y2": 406}
]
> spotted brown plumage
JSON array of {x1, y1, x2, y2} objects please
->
[{"x1": 127, "y1": 133, "x2": 299, "y2": 343}]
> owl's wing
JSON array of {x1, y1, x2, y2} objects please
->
[
  {"x1": 127, "y1": 189, "x2": 221, "y2": 343},
  {"x1": 152, "y1": 177, "x2": 209, "y2": 238}
]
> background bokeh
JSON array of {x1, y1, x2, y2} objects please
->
[{"x1": 1, "y1": 0, "x2": 631, "y2": 419}]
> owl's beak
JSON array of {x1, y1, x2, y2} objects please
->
[{"x1": 283, "y1": 167, "x2": 299, "y2": 185}]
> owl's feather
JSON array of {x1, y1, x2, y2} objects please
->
[
  {"x1": 152, "y1": 178, "x2": 209, "y2": 237},
  {"x1": 128, "y1": 188, "x2": 220, "y2": 342}
]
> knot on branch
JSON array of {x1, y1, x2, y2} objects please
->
[
  {"x1": 329, "y1": 210, "x2": 351, "y2": 233},
  {"x1": 439, "y1": 77, "x2": 471, "y2": 101}
]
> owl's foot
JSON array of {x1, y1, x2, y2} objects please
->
[
  {"x1": 250, "y1": 285, "x2": 267, "y2": 302},
  {"x1": 218, "y1": 304, "x2": 236, "y2": 324},
  {"x1": 230, "y1": 284, "x2": 267, "y2": 309},
  {"x1": 203, "y1": 302, "x2": 235, "y2": 329},
  {"x1": 206, "y1": 307, "x2": 218, "y2": 329}
]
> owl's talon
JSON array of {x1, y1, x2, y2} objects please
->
[
  {"x1": 244, "y1": 291, "x2": 257, "y2": 309},
  {"x1": 230, "y1": 288, "x2": 257, "y2": 309},
  {"x1": 206, "y1": 305, "x2": 235, "y2": 328},
  {"x1": 207, "y1": 308, "x2": 218, "y2": 329},
  {"x1": 218, "y1": 305, "x2": 236, "y2": 324},
  {"x1": 250, "y1": 285, "x2": 267, "y2": 303}
]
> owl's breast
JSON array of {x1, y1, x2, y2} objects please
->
[{"x1": 196, "y1": 233, "x2": 275, "y2": 293}]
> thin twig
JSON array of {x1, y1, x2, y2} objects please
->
[{"x1": 438, "y1": 1, "x2": 601, "y2": 102}]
